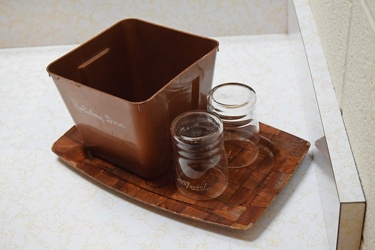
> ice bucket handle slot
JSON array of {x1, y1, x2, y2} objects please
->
[{"x1": 78, "y1": 48, "x2": 110, "y2": 70}]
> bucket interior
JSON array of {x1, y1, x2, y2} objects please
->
[{"x1": 47, "y1": 19, "x2": 218, "y2": 102}]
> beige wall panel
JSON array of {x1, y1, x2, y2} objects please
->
[
  {"x1": 343, "y1": 0, "x2": 375, "y2": 248},
  {"x1": 309, "y1": 0, "x2": 351, "y2": 107}
]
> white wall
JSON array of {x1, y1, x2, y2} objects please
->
[
  {"x1": 0, "y1": 0, "x2": 286, "y2": 48},
  {"x1": 309, "y1": 0, "x2": 375, "y2": 248}
]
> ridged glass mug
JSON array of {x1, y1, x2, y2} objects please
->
[
  {"x1": 170, "y1": 111, "x2": 228, "y2": 200},
  {"x1": 207, "y1": 83, "x2": 260, "y2": 168}
]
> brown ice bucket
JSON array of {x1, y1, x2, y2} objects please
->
[{"x1": 47, "y1": 19, "x2": 219, "y2": 178}]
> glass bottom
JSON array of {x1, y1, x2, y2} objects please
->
[
  {"x1": 176, "y1": 167, "x2": 228, "y2": 200},
  {"x1": 224, "y1": 139, "x2": 259, "y2": 168}
]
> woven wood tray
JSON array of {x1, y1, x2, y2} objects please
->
[{"x1": 52, "y1": 123, "x2": 310, "y2": 230}]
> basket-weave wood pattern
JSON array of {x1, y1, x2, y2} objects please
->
[{"x1": 52, "y1": 123, "x2": 310, "y2": 230}]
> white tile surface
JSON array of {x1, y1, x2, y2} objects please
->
[{"x1": 0, "y1": 36, "x2": 329, "y2": 249}]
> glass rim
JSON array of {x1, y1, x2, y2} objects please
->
[
  {"x1": 170, "y1": 110, "x2": 223, "y2": 143},
  {"x1": 207, "y1": 82, "x2": 256, "y2": 108}
]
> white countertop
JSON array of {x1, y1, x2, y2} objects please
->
[{"x1": 0, "y1": 34, "x2": 330, "y2": 249}]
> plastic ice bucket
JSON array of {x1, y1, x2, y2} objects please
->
[{"x1": 47, "y1": 19, "x2": 219, "y2": 178}]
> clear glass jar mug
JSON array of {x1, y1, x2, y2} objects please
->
[
  {"x1": 170, "y1": 111, "x2": 228, "y2": 200},
  {"x1": 207, "y1": 82, "x2": 260, "y2": 168}
]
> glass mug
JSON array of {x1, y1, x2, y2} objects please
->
[
  {"x1": 207, "y1": 82, "x2": 260, "y2": 168},
  {"x1": 170, "y1": 111, "x2": 228, "y2": 200}
]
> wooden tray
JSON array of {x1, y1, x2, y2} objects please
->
[{"x1": 52, "y1": 123, "x2": 310, "y2": 230}]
